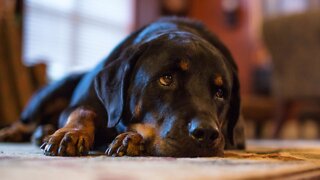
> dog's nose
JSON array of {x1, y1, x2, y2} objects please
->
[{"x1": 188, "y1": 118, "x2": 220, "y2": 144}]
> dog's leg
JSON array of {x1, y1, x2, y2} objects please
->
[
  {"x1": 0, "y1": 122, "x2": 36, "y2": 142},
  {"x1": 0, "y1": 73, "x2": 83, "y2": 143},
  {"x1": 41, "y1": 107, "x2": 96, "y2": 156}
]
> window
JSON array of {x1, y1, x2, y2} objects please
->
[
  {"x1": 262, "y1": 0, "x2": 318, "y2": 18},
  {"x1": 24, "y1": 0, "x2": 134, "y2": 80}
]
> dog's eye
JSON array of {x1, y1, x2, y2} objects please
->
[
  {"x1": 159, "y1": 75, "x2": 173, "y2": 86},
  {"x1": 215, "y1": 88, "x2": 224, "y2": 100}
]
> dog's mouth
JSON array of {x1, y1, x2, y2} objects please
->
[
  {"x1": 144, "y1": 135, "x2": 224, "y2": 157},
  {"x1": 130, "y1": 123, "x2": 225, "y2": 157}
]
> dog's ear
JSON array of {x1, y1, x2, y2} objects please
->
[
  {"x1": 94, "y1": 45, "x2": 148, "y2": 128},
  {"x1": 224, "y1": 71, "x2": 242, "y2": 149},
  {"x1": 200, "y1": 30, "x2": 243, "y2": 149}
]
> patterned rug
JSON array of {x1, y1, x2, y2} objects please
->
[{"x1": 1, "y1": 140, "x2": 320, "y2": 179}]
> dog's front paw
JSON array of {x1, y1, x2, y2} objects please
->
[
  {"x1": 41, "y1": 128, "x2": 93, "y2": 156},
  {"x1": 106, "y1": 132, "x2": 144, "y2": 157}
]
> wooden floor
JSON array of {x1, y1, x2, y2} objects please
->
[{"x1": 1, "y1": 140, "x2": 320, "y2": 180}]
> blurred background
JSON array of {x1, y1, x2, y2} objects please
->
[{"x1": 0, "y1": 0, "x2": 319, "y2": 140}]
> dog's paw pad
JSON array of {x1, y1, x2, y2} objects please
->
[
  {"x1": 106, "y1": 132, "x2": 144, "y2": 157},
  {"x1": 41, "y1": 128, "x2": 92, "y2": 156}
]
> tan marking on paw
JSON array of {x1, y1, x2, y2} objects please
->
[{"x1": 129, "y1": 123, "x2": 156, "y2": 141}]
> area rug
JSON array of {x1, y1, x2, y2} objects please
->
[{"x1": 1, "y1": 140, "x2": 320, "y2": 179}]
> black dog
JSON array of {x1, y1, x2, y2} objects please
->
[{"x1": 0, "y1": 17, "x2": 245, "y2": 157}]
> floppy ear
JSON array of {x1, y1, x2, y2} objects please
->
[
  {"x1": 200, "y1": 29, "x2": 243, "y2": 149},
  {"x1": 224, "y1": 71, "x2": 242, "y2": 149},
  {"x1": 94, "y1": 45, "x2": 148, "y2": 127}
]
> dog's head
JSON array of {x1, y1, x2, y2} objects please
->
[{"x1": 95, "y1": 32, "x2": 240, "y2": 157}]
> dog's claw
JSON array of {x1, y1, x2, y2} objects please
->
[
  {"x1": 117, "y1": 145, "x2": 125, "y2": 154},
  {"x1": 57, "y1": 145, "x2": 66, "y2": 156},
  {"x1": 106, "y1": 132, "x2": 144, "y2": 157},
  {"x1": 77, "y1": 137, "x2": 87, "y2": 155},
  {"x1": 79, "y1": 146, "x2": 84, "y2": 155},
  {"x1": 40, "y1": 142, "x2": 47, "y2": 150},
  {"x1": 106, "y1": 146, "x2": 116, "y2": 156},
  {"x1": 44, "y1": 144, "x2": 51, "y2": 152}
]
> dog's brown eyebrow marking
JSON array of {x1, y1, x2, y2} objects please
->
[
  {"x1": 214, "y1": 75, "x2": 223, "y2": 86},
  {"x1": 179, "y1": 59, "x2": 189, "y2": 71}
]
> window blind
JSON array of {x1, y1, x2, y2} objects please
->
[{"x1": 24, "y1": 0, "x2": 133, "y2": 80}]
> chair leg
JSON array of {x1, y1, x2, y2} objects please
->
[
  {"x1": 297, "y1": 118, "x2": 306, "y2": 139},
  {"x1": 254, "y1": 121, "x2": 263, "y2": 139},
  {"x1": 273, "y1": 100, "x2": 292, "y2": 138},
  {"x1": 317, "y1": 120, "x2": 320, "y2": 139}
]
